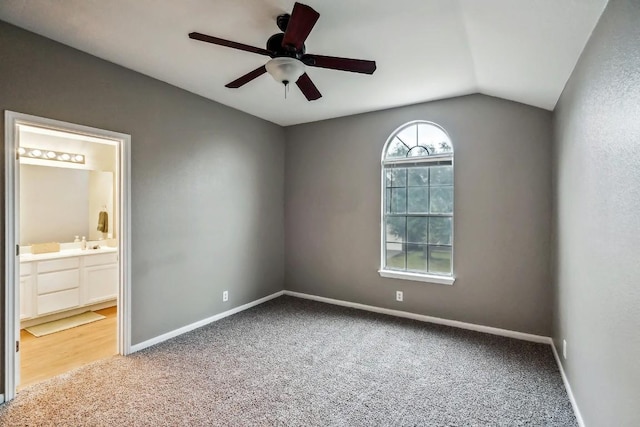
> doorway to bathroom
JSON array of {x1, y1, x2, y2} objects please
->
[{"x1": 3, "y1": 111, "x2": 132, "y2": 402}]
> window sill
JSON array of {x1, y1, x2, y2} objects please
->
[{"x1": 378, "y1": 269, "x2": 455, "y2": 286}]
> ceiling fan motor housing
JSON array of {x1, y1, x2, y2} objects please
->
[
  {"x1": 276, "y1": 13, "x2": 290, "y2": 32},
  {"x1": 267, "y1": 33, "x2": 306, "y2": 57}
]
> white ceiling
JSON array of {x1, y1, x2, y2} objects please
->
[{"x1": 0, "y1": 0, "x2": 608, "y2": 126}]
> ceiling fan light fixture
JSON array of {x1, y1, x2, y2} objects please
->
[
  {"x1": 265, "y1": 57, "x2": 305, "y2": 85},
  {"x1": 188, "y1": 2, "x2": 375, "y2": 101}
]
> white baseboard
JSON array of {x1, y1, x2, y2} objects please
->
[
  {"x1": 551, "y1": 341, "x2": 585, "y2": 427},
  {"x1": 283, "y1": 290, "x2": 552, "y2": 344},
  {"x1": 130, "y1": 291, "x2": 284, "y2": 353}
]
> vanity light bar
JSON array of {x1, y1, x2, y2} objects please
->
[{"x1": 18, "y1": 147, "x2": 85, "y2": 164}]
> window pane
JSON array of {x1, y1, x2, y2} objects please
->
[
  {"x1": 418, "y1": 123, "x2": 444, "y2": 144},
  {"x1": 430, "y1": 186, "x2": 453, "y2": 214},
  {"x1": 407, "y1": 167, "x2": 429, "y2": 186},
  {"x1": 429, "y1": 217, "x2": 452, "y2": 245},
  {"x1": 389, "y1": 188, "x2": 406, "y2": 213},
  {"x1": 407, "y1": 244, "x2": 428, "y2": 272},
  {"x1": 386, "y1": 243, "x2": 405, "y2": 269},
  {"x1": 385, "y1": 217, "x2": 405, "y2": 243},
  {"x1": 385, "y1": 168, "x2": 406, "y2": 187},
  {"x1": 407, "y1": 187, "x2": 429, "y2": 213},
  {"x1": 385, "y1": 137, "x2": 408, "y2": 159},
  {"x1": 408, "y1": 146, "x2": 429, "y2": 157},
  {"x1": 430, "y1": 165, "x2": 453, "y2": 185},
  {"x1": 396, "y1": 125, "x2": 418, "y2": 149},
  {"x1": 385, "y1": 189, "x2": 390, "y2": 213},
  {"x1": 407, "y1": 217, "x2": 428, "y2": 244},
  {"x1": 435, "y1": 141, "x2": 453, "y2": 154},
  {"x1": 428, "y1": 246, "x2": 452, "y2": 275}
]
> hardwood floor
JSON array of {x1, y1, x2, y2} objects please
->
[{"x1": 19, "y1": 306, "x2": 117, "y2": 390}]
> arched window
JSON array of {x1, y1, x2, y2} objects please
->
[{"x1": 379, "y1": 121, "x2": 454, "y2": 285}]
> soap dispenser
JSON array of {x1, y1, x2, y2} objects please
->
[
  {"x1": 81, "y1": 236, "x2": 87, "y2": 250},
  {"x1": 74, "y1": 236, "x2": 80, "y2": 243}
]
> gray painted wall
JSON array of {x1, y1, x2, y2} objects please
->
[
  {"x1": 0, "y1": 20, "x2": 285, "y2": 391},
  {"x1": 285, "y1": 94, "x2": 553, "y2": 336},
  {"x1": 552, "y1": 0, "x2": 640, "y2": 425}
]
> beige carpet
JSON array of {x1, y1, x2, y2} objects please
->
[
  {"x1": 1, "y1": 297, "x2": 576, "y2": 426},
  {"x1": 25, "y1": 311, "x2": 106, "y2": 337}
]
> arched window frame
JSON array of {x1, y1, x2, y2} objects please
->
[{"x1": 379, "y1": 120, "x2": 455, "y2": 285}]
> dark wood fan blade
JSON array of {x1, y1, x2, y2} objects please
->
[
  {"x1": 225, "y1": 65, "x2": 267, "y2": 88},
  {"x1": 303, "y1": 54, "x2": 376, "y2": 74},
  {"x1": 296, "y1": 73, "x2": 322, "y2": 101},
  {"x1": 189, "y1": 32, "x2": 272, "y2": 57},
  {"x1": 282, "y1": 3, "x2": 320, "y2": 51}
]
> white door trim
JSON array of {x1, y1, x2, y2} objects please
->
[{"x1": 3, "y1": 111, "x2": 132, "y2": 402}]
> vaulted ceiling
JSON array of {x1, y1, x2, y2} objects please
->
[{"x1": 0, "y1": 0, "x2": 608, "y2": 126}]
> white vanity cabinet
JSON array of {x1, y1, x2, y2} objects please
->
[
  {"x1": 19, "y1": 248, "x2": 118, "y2": 324},
  {"x1": 83, "y1": 253, "x2": 118, "y2": 304},
  {"x1": 36, "y1": 257, "x2": 81, "y2": 316},
  {"x1": 19, "y1": 262, "x2": 34, "y2": 320}
]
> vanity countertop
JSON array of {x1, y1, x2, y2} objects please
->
[{"x1": 20, "y1": 246, "x2": 117, "y2": 262}]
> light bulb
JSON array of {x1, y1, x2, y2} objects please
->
[
  {"x1": 46, "y1": 151, "x2": 57, "y2": 159},
  {"x1": 30, "y1": 149, "x2": 42, "y2": 157}
]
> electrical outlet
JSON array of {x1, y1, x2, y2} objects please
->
[
  {"x1": 563, "y1": 339, "x2": 567, "y2": 360},
  {"x1": 396, "y1": 291, "x2": 403, "y2": 302},
  {"x1": 223, "y1": 290, "x2": 229, "y2": 302}
]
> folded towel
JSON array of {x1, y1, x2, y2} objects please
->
[{"x1": 97, "y1": 211, "x2": 108, "y2": 233}]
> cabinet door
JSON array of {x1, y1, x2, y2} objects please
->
[
  {"x1": 19, "y1": 276, "x2": 33, "y2": 320},
  {"x1": 37, "y1": 289, "x2": 80, "y2": 315},
  {"x1": 84, "y1": 264, "x2": 118, "y2": 304}
]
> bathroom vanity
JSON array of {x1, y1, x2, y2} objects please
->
[{"x1": 19, "y1": 247, "x2": 118, "y2": 326}]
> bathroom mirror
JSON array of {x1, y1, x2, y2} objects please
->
[{"x1": 19, "y1": 165, "x2": 115, "y2": 246}]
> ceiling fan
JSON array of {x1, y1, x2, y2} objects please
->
[{"x1": 188, "y1": 2, "x2": 377, "y2": 101}]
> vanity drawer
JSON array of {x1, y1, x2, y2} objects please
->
[
  {"x1": 37, "y1": 269, "x2": 80, "y2": 294},
  {"x1": 84, "y1": 253, "x2": 118, "y2": 267},
  {"x1": 37, "y1": 257, "x2": 80, "y2": 273},
  {"x1": 37, "y1": 288, "x2": 80, "y2": 315},
  {"x1": 20, "y1": 262, "x2": 32, "y2": 276}
]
